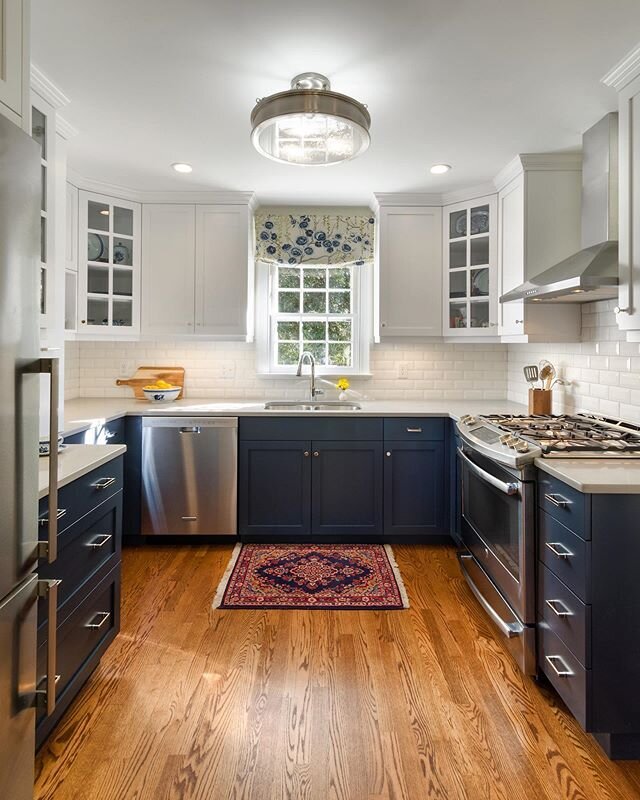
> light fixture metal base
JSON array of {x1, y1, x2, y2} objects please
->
[{"x1": 290, "y1": 72, "x2": 331, "y2": 91}]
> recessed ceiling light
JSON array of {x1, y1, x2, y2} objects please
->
[
  {"x1": 430, "y1": 164, "x2": 451, "y2": 175},
  {"x1": 171, "y1": 162, "x2": 193, "y2": 173}
]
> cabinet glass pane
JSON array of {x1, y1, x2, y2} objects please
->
[
  {"x1": 470, "y1": 204, "x2": 489, "y2": 235},
  {"x1": 40, "y1": 268, "x2": 46, "y2": 315},
  {"x1": 449, "y1": 209, "x2": 467, "y2": 238},
  {"x1": 88, "y1": 201, "x2": 110, "y2": 232},
  {"x1": 113, "y1": 237, "x2": 133, "y2": 266},
  {"x1": 31, "y1": 107, "x2": 46, "y2": 159},
  {"x1": 87, "y1": 297, "x2": 109, "y2": 326},
  {"x1": 278, "y1": 342, "x2": 300, "y2": 365},
  {"x1": 40, "y1": 217, "x2": 46, "y2": 263},
  {"x1": 113, "y1": 299, "x2": 133, "y2": 327},
  {"x1": 279, "y1": 291, "x2": 300, "y2": 313},
  {"x1": 41, "y1": 166, "x2": 46, "y2": 212},
  {"x1": 113, "y1": 268, "x2": 133, "y2": 296},
  {"x1": 449, "y1": 301, "x2": 467, "y2": 329},
  {"x1": 470, "y1": 268, "x2": 489, "y2": 297},
  {"x1": 88, "y1": 233, "x2": 109, "y2": 263},
  {"x1": 449, "y1": 240, "x2": 466, "y2": 269},
  {"x1": 87, "y1": 265, "x2": 109, "y2": 294},
  {"x1": 449, "y1": 271, "x2": 467, "y2": 299},
  {"x1": 302, "y1": 342, "x2": 326, "y2": 364},
  {"x1": 470, "y1": 235, "x2": 489, "y2": 266},
  {"x1": 470, "y1": 300, "x2": 490, "y2": 328},
  {"x1": 65, "y1": 271, "x2": 77, "y2": 330},
  {"x1": 113, "y1": 206, "x2": 133, "y2": 236},
  {"x1": 303, "y1": 292, "x2": 326, "y2": 313}
]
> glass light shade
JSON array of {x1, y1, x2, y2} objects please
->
[{"x1": 251, "y1": 75, "x2": 371, "y2": 166}]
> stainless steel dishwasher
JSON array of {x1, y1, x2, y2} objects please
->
[{"x1": 141, "y1": 417, "x2": 237, "y2": 536}]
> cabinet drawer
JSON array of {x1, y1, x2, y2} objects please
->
[
  {"x1": 538, "y1": 562, "x2": 590, "y2": 668},
  {"x1": 36, "y1": 564, "x2": 120, "y2": 721},
  {"x1": 383, "y1": 418, "x2": 445, "y2": 441},
  {"x1": 39, "y1": 492, "x2": 122, "y2": 610},
  {"x1": 239, "y1": 417, "x2": 382, "y2": 442},
  {"x1": 39, "y1": 456, "x2": 124, "y2": 536},
  {"x1": 538, "y1": 472, "x2": 589, "y2": 539},
  {"x1": 539, "y1": 510, "x2": 590, "y2": 602},
  {"x1": 64, "y1": 417, "x2": 125, "y2": 446},
  {"x1": 539, "y1": 626, "x2": 590, "y2": 729}
]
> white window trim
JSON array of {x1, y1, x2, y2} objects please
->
[{"x1": 255, "y1": 260, "x2": 372, "y2": 376}]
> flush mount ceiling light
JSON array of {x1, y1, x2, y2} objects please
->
[
  {"x1": 171, "y1": 162, "x2": 193, "y2": 173},
  {"x1": 250, "y1": 72, "x2": 371, "y2": 166},
  {"x1": 430, "y1": 163, "x2": 451, "y2": 174}
]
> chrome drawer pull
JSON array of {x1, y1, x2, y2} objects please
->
[
  {"x1": 545, "y1": 598, "x2": 573, "y2": 617},
  {"x1": 545, "y1": 493, "x2": 570, "y2": 508},
  {"x1": 545, "y1": 654, "x2": 573, "y2": 677},
  {"x1": 39, "y1": 508, "x2": 67, "y2": 525},
  {"x1": 181, "y1": 516, "x2": 197, "y2": 521},
  {"x1": 87, "y1": 534, "x2": 112, "y2": 549},
  {"x1": 86, "y1": 611, "x2": 111, "y2": 629},
  {"x1": 545, "y1": 541, "x2": 574, "y2": 559},
  {"x1": 406, "y1": 427, "x2": 423, "y2": 433},
  {"x1": 92, "y1": 477, "x2": 116, "y2": 490}
]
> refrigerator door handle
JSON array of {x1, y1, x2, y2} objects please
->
[
  {"x1": 36, "y1": 579, "x2": 61, "y2": 716},
  {"x1": 27, "y1": 357, "x2": 60, "y2": 563}
]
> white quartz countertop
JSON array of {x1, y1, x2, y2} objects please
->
[
  {"x1": 39, "y1": 444, "x2": 127, "y2": 499},
  {"x1": 63, "y1": 397, "x2": 529, "y2": 436},
  {"x1": 534, "y1": 457, "x2": 640, "y2": 494}
]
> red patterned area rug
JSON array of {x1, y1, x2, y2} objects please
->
[{"x1": 213, "y1": 543, "x2": 409, "y2": 610}]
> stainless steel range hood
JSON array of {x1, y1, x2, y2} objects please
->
[{"x1": 501, "y1": 113, "x2": 619, "y2": 304}]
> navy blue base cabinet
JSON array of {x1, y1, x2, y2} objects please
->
[
  {"x1": 238, "y1": 416, "x2": 448, "y2": 543},
  {"x1": 537, "y1": 472, "x2": 640, "y2": 759},
  {"x1": 36, "y1": 456, "x2": 123, "y2": 748}
]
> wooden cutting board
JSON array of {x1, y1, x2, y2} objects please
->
[{"x1": 116, "y1": 366, "x2": 185, "y2": 399}]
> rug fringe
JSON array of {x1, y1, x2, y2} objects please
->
[
  {"x1": 212, "y1": 542, "x2": 243, "y2": 609},
  {"x1": 383, "y1": 544, "x2": 410, "y2": 609}
]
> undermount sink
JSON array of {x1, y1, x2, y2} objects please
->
[{"x1": 264, "y1": 400, "x2": 362, "y2": 411}]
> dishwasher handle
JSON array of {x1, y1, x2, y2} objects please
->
[
  {"x1": 179, "y1": 426, "x2": 201, "y2": 434},
  {"x1": 142, "y1": 416, "x2": 238, "y2": 429}
]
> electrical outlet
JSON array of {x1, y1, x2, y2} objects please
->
[
  {"x1": 119, "y1": 360, "x2": 134, "y2": 377},
  {"x1": 398, "y1": 362, "x2": 410, "y2": 380},
  {"x1": 221, "y1": 362, "x2": 236, "y2": 379}
]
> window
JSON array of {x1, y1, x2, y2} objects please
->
[{"x1": 256, "y1": 261, "x2": 371, "y2": 375}]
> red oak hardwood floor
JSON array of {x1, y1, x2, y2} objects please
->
[{"x1": 34, "y1": 544, "x2": 640, "y2": 800}]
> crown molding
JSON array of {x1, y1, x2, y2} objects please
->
[
  {"x1": 493, "y1": 153, "x2": 582, "y2": 191},
  {"x1": 30, "y1": 64, "x2": 70, "y2": 109},
  {"x1": 602, "y1": 42, "x2": 640, "y2": 91},
  {"x1": 56, "y1": 115, "x2": 79, "y2": 140},
  {"x1": 66, "y1": 169, "x2": 256, "y2": 207},
  {"x1": 441, "y1": 181, "x2": 495, "y2": 206},
  {"x1": 372, "y1": 192, "x2": 443, "y2": 210}
]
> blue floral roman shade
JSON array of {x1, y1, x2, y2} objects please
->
[{"x1": 255, "y1": 212, "x2": 375, "y2": 266}]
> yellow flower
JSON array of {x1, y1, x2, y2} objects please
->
[{"x1": 336, "y1": 378, "x2": 350, "y2": 391}]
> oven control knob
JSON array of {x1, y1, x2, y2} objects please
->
[
  {"x1": 516, "y1": 442, "x2": 530, "y2": 453},
  {"x1": 499, "y1": 434, "x2": 512, "y2": 444}
]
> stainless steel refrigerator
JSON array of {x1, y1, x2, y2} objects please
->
[{"x1": 0, "y1": 115, "x2": 60, "y2": 798}]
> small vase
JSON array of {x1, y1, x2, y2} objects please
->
[{"x1": 339, "y1": 391, "x2": 349, "y2": 401}]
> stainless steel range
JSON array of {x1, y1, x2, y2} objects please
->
[{"x1": 455, "y1": 412, "x2": 640, "y2": 678}]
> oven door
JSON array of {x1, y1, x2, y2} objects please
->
[{"x1": 458, "y1": 446, "x2": 534, "y2": 625}]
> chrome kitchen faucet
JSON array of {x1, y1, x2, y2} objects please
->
[{"x1": 296, "y1": 351, "x2": 324, "y2": 400}]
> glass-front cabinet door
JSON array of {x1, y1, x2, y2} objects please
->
[
  {"x1": 78, "y1": 191, "x2": 141, "y2": 334},
  {"x1": 443, "y1": 194, "x2": 498, "y2": 336}
]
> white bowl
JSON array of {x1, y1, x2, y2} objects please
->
[{"x1": 143, "y1": 387, "x2": 181, "y2": 404}]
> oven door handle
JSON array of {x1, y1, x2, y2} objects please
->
[
  {"x1": 458, "y1": 554, "x2": 524, "y2": 638},
  {"x1": 457, "y1": 448, "x2": 520, "y2": 496}
]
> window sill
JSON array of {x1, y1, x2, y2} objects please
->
[{"x1": 256, "y1": 372, "x2": 373, "y2": 380}]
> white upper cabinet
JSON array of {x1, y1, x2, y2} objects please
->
[
  {"x1": 443, "y1": 194, "x2": 497, "y2": 336},
  {"x1": 65, "y1": 182, "x2": 78, "y2": 271},
  {"x1": 142, "y1": 204, "x2": 196, "y2": 336},
  {"x1": 78, "y1": 191, "x2": 141, "y2": 335},
  {"x1": 141, "y1": 200, "x2": 253, "y2": 339},
  {"x1": 195, "y1": 204, "x2": 251, "y2": 337},
  {"x1": 496, "y1": 156, "x2": 582, "y2": 342},
  {"x1": 0, "y1": 0, "x2": 28, "y2": 125},
  {"x1": 375, "y1": 201, "x2": 442, "y2": 337},
  {"x1": 603, "y1": 47, "x2": 640, "y2": 338}
]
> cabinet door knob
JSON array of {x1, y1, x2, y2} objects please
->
[
  {"x1": 313, "y1": 451, "x2": 319, "y2": 457},
  {"x1": 615, "y1": 306, "x2": 630, "y2": 315},
  {"x1": 303, "y1": 451, "x2": 310, "y2": 457},
  {"x1": 386, "y1": 451, "x2": 391, "y2": 457},
  {"x1": 515, "y1": 319, "x2": 523, "y2": 324}
]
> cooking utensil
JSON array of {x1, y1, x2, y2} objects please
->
[
  {"x1": 523, "y1": 365, "x2": 539, "y2": 388},
  {"x1": 538, "y1": 360, "x2": 556, "y2": 390}
]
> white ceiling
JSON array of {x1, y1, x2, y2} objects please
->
[{"x1": 32, "y1": 0, "x2": 640, "y2": 205}]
